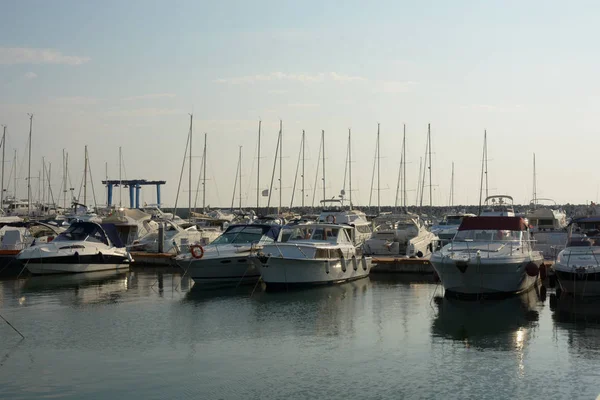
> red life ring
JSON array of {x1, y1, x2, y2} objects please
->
[
  {"x1": 326, "y1": 214, "x2": 336, "y2": 223},
  {"x1": 190, "y1": 245, "x2": 205, "y2": 259}
]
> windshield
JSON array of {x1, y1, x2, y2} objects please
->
[
  {"x1": 211, "y1": 225, "x2": 272, "y2": 245},
  {"x1": 454, "y1": 230, "x2": 522, "y2": 242},
  {"x1": 446, "y1": 216, "x2": 463, "y2": 225},
  {"x1": 54, "y1": 223, "x2": 108, "y2": 245}
]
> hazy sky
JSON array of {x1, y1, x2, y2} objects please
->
[{"x1": 1, "y1": 1, "x2": 599, "y2": 209}]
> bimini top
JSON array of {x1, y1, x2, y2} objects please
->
[
  {"x1": 53, "y1": 222, "x2": 125, "y2": 248},
  {"x1": 570, "y1": 216, "x2": 600, "y2": 225},
  {"x1": 458, "y1": 216, "x2": 528, "y2": 231}
]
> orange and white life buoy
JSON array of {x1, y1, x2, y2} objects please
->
[
  {"x1": 326, "y1": 214, "x2": 336, "y2": 223},
  {"x1": 190, "y1": 245, "x2": 205, "y2": 259}
]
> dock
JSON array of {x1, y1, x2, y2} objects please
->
[
  {"x1": 130, "y1": 252, "x2": 176, "y2": 266},
  {"x1": 371, "y1": 256, "x2": 434, "y2": 274}
]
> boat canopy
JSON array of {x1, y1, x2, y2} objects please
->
[{"x1": 458, "y1": 216, "x2": 527, "y2": 231}]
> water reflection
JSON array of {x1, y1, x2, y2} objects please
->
[
  {"x1": 431, "y1": 288, "x2": 540, "y2": 350},
  {"x1": 551, "y1": 293, "x2": 600, "y2": 325}
]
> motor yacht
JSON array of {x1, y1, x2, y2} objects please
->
[{"x1": 525, "y1": 198, "x2": 568, "y2": 259}]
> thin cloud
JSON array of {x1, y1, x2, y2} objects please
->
[
  {"x1": 24, "y1": 72, "x2": 37, "y2": 80},
  {"x1": 121, "y1": 93, "x2": 176, "y2": 101},
  {"x1": 0, "y1": 47, "x2": 90, "y2": 65},
  {"x1": 215, "y1": 72, "x2": 364, "y2": 84}
]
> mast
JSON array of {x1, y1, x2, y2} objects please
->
[
  {"x1": 42, "y1": 157, "x2": 45, "y2": 212},
  {"x1": 403, "y1": 124, "x2": 407, "y2": 211},
  {"x1": 0, "y1": 125, "x2": 5, "y2": 210},
  {"x1": 203, "y1": 132, "x2": 207, "y2": 212},
  {"x1": 301, "y1": 130, "x2": 305, "y2": 207},
  {"x1": 66, "y1": 153, "x2": 70, "y2": 209},
  {"x1": 348, "y1": 128, "x2": 352, "y2": 208},
  {"x1": 118, "y1": 146, "x2": 122, "y2": 207},
  {"x1": 188, "y1": 114, "x2": 193, "y2": 221},
  {"x1": 266, "y1": 128, "x2": 281, "y2": 212},
  {"x1": 450, "y1": 162, "x2": 455, "y2": 207},
  {"x1": 13, "y1": 149, "x2": 17, "y2": 201},
  {"x1": 279, "y1": 120, "x2": 282, "y2": 212},
  {"x1": 62, "y1": 150, "x2": 67, "y2": 209},
  {"x1": 27, "y1": 113, "x2": 33, "y2": 216},
  {"x1": 478, "y1": 130, "x2": 487, "y2": 214},
  {"x1": 377, "y1": 123, "x2": 381, "y2": 214},
  {"x1": 428, "y1": 123, "x2": 432, "y2": 207},
  {"x1": 416, "y1": 157, "x2": 422, "y2": 206},
  {"x1": 419, "y1": 127, "x2": 428, "y2": 208},
  {"x1": 290, "y1": 131, "x2": 303, "y2": 208},
  {"x1": 239, "y1": 146, "x2": 242, "y2": 211},
  {"x1": 256, "y1": 120, "x2": 261, "y2": 212},
  {"x1": 484, "y1": 130, "x2": 489, "y2": 200},
  {"x1": 83, "y1": 145, "x2": 88, "y2": 206},
  {"x1": 231, "y1": 146, "x2": 242, "y2": 210},
  {"x1": 321, "y1": 130, "x2": 326, "y2": 203},
  {"x1": 105, "y1": 162, "x2": 108, "y2": 207},
  {"x1": 532, "y1": 153, "x2": 537, "y2": 208}
]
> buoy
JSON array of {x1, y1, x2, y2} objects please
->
[
  {"x1": 539, "y1": 264, "x2": 547, "y2": 280},
  {"x1": 361, "y1": 256, "x2": 368, "y2": 271},
  {"x1": 352, "y1": 256, "x2": 358, "y2": 271},
  {"x1": 325, "y1": 260, "x2": 330, "y2": 274},
  {"x1": 341, "y1": 257, "x2": 347, "y2": 273},
  {"x1": 525, "y1": 262, "x2": 539, "y2": 277}
]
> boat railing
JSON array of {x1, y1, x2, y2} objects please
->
[
  {"x1": 448, "y1": 238, "x2": 537, "y2": 258},
  {"x1": 563, "y1": 245, "x2": 600, "y2": 267}
]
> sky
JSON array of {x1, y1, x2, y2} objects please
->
[{"x1": 1, "y1": 0, "x2": 600, "y2": 209}]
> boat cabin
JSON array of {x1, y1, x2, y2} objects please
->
[
  {"x1": 285, "y1": 223, "x2": 353, "y2": 245},
  {"x1": 53, "y1": 222, "x2": 124, "y2": 248},
  {"x1": 453, "y1": 216, "x2": 528, "y2": 242},
  {"x1": 481, "y1": 195, "x2": 515, "y2": 217},
  {"x1": 210, "y1": 224, "x2": 281, "y2": 245}
]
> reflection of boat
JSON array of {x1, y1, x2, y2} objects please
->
[
  {"x1": 550, "y1": 293, "x2": 600, "y2": 325},
  {"x1": 21, "y1": 269, "x2": 129, "y2": 292},
  {"x1": 431, "y1": 288, "x2": 540, "y2": 349},
  {"x1": 431, "y1": 216, "x2": 543, "y2": 298}
]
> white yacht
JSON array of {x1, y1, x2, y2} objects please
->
[
  {"x1": 430, "y1": 216, "x2": 543, "y2": 298},
  {"x1": 316, "y1": 199, "x2": 372, "y2": 244},
  {"x1": 18, "y1": 221, "x2": 132, "y2": 274},
  {"x1": 525, "y1": 199, "x2": 568, "y2": 259},
  {"x1": 480, "y1": 195, "x2": 516, "y2": 217},
  {"x1": 364, "y1": 212, "x2": 439, "y2": 257},
  {"x1": 251, "y1": 223, "x2": 372, "y2": 290},
  {"x1": 102, "y1": 208, "x2": 158, "y2": 246},
  {"x1": 430, "y1": 212, "x2": 477, "y2": 246},
  {"x1": 554, "y1": 216, "x2": 600, "y2": 297},
  {"x1": 131, "y1": 220, "x2": 220, "y2": 254},
  {"x1": 175, "y1": 223, "x2": 283, "y2": 286}
]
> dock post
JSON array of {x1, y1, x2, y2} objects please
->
[
  {"x1": 158, "y1": 222, "x2": 164, "y2": 253},
  {"x1": 156, "y1": 184, "x2": 161, "y2": 207}
]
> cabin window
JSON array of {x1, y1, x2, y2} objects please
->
[{"x1": 538, "y1": 219, "x2": 554, "y2": 227}]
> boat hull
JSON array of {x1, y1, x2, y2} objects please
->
[
  {"x1": 555, "y1": 268, "x2": 600, "y2": 297},
  {"x1": 177, "y1": 255, "x2": 260, "y2": 286},
  {"x1": 431, "y1": 256, "x2": 541, "y2": 298},
  {"x1": 26, "y1": 262, "x2": 129, "y2": 275},
  {"x1": 255, "y1": 256, "x2": 372, "y2": 291}
]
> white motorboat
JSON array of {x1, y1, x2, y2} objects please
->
[
  {"x1": 102, "y1": 208, "x2": 158, "y2": 246},
  {"x1": 430, "y1": 216, "x2": 543, "y2": 298},
  {"x1": 175, "y1": 223, "x2": 283, "y2": 286},
  {"x1": 364, "y1": 212, "x2": 439, "y2": 257},
  {"x1": 554, "y1": 216, "x2": 600, "y2": 297},
  {"x1": 316, "y1": 199, "x2": 372, "y2": 245},
  {"x1": 480, "y1": 195, "x2": 516, "y2": 217},
  {"x1": 18, "y1": 221, "x2": 131, "y2": 275},
  {"x1": 430, "y1": 212, "x2": 477, "y2": 246},
  {"x1": 525, "y1": 198, "x2": 568, "y2": 259},
  {"x1": 251, "y1": 223, "x2": 372, "y2": 290},
  {"x1": 131, "y1": 220, "x2": 220, "y2": 254}
]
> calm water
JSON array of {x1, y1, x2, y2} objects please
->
[{"x1": 1, "y1": 268, "x2": 599, "y2": 400}]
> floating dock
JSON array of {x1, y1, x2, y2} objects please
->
[
  {"x1": 130, "y1": 252, "x2": 176, "y2": 266},
  {"x1": 371, "y1": 256, "x2": 433, "y2": 274}
]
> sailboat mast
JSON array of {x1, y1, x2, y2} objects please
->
[
  {"x1": 256, "y1": 120, "x2": 261, "y2": 211},
  {"x1": 419, "y1": 128, "x2": 428, "y2": 208},
  {"x1": 83, "y1": 145, "x2": 88, "y2": 206},
  {"x1": 279, "y1": 120, "x2": 282, "y2": 212},
  {"x1": 416, "y1": 157, "x2": 422, "y2": 207},
  {"x1": 301, "y1": 130, "x2": 305, "y2": 208},
  {"x1": 377, "y1": 123, "x2": 381, "y2": 214},
  {"x1": 188, "y1": 114, "x2": 193, "y2": 221},
  {"x1": 105, "y1": 162, "x2": 108, "y2": 207},
  {"x1": 484, "y1": 130, "x2": 489, "y2": 199},
  {"x1": 203, "y1": 132, "x2": 207, "y2": 212},
  {"x1": 118, "y1": 146, "x2": 122, "y2": 207},
  {"x1": 0, "y1": 125, "x2": 5, "y2": 210},
  {"x1": 532, "y1": 153, "x2": 537, "y2": 207},
  {"x1": 27, "y1": 113, "x2": 33, "y2": 216},
  {"x1": 42, "y1": 157, "x2": 46, "y2": 212},
  {"x1": 478, "y1": 130, "x2": 486, "y2": 214},
  {"x1": 239, "y1": 146, "x2": 242, "y2": 211},
  {"x1": 322, "y1": 130, "x2": 326, "y2": 203},
  {"x1": 428, "y1": 123, "x2": 432, "y2": 207},
  {"x1": 403, "y1": 124, "x2": 407, "y2": 211},
  {"x1": 348, "y1": 128, "x2": 352, "y2": 208},
  {"x1": 450, "y1": 162, "x2": 455, "y2": 207},
  {"x1": 14, "y1": 149, "x2": 17, "y2": 201}
]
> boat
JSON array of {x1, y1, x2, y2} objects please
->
[
  {"x1": 430, "y1": 216, "x2": 543, "y2": 298},
  {"x1": 430, "y1": 212, "x2": 477, "y2": 246},
  {"x1": 17, "y1": 221, "x2": 132, "y2": 274},
  {"x1": 525, "y1": 198, "x2": 568, "y2": 259},
  {"x1": 553, "y1": 216, "x2": 600, "y2": 297},
  {"x1": 130, "y1": 219, "x2": 219, "y2": 254},
  {"x1": 251, "y1": 222, "x2": 372, "y2": 290},
  {"x1": 480, "y1": 195, "x2": 516, "y2": 217},
  {"x1": 102, "y1": 207, "x2": 158, "y2": 246},
  {"x1": 174, "y1": 222, "x2": 283, "y2": 286},
  {"x1": 316, "y1": 199, "x2": 372, "y2": 244},
  {"x1": 364, "y1": 212, "x2": 439, "y2": 257}
]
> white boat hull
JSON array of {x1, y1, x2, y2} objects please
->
[
  {"x1": 177, "y1": 255, "x2": 260, "y2": 286},
  {"x1": 255, "y1": 256, "x2": 372, "y2": 290},
  {"x1": 431, "y1": 256, "x2": 541, "y2": 297},
  {"x1": 26, "y1": 263, "x2": 129, "y2": 275}
]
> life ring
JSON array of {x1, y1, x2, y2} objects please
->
[
  {"x1": 326, "y1": 214, "x2": 336, "y2": 223},
  {"x1": 190, "y1": 245, "x2": 205, "y2": 259}
]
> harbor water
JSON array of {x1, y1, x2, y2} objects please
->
[{"x1": 1, "y1": 268, "x2": 599, "y2": 399}]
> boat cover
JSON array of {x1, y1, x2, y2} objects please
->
[
  {"x1": 458, "y1": 216, "x2": 527, "y2": 231},
  {"x1": 101, "y1": 223, "x2": 125, "y2": 248}
]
